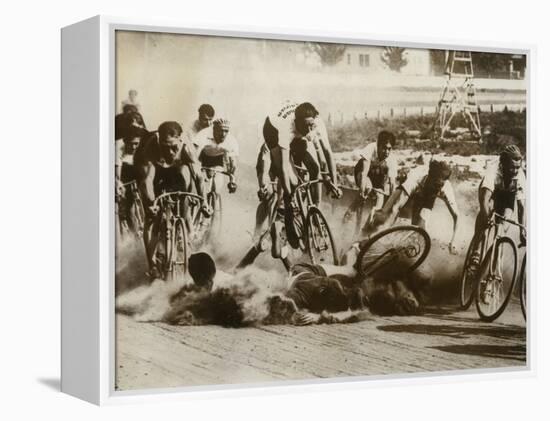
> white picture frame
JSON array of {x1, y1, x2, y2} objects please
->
[{"x1": 61, "y1": 15, "x2": 534, "y2": 405}]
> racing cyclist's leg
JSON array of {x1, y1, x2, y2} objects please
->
[
  {"x1": 143, "y1": 212, "x2": 161, "y2": 278},
  {"x1": 301, "y1": 149, "x2": 322, "y2": 207},
  {"x1": 344, "y1": 159, "x2": 367, "y2": 221}
]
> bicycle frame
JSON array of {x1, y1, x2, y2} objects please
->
[
  {"x1": 481, "y1": 212, "x2": 524, "y2": 279},
  {"x1": 151, "y1": 191, "x2": 205, "y2": 277}
]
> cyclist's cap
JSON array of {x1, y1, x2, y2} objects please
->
[
  {"x1": 188, "y1": 252, "x2": 216, "y2": 289},
  {"x1": 500, "y1": 144, "x2": 522, "y2": 161},
  {"x1": 213, "y1": 118, "x2": 230, "y2": 130}
]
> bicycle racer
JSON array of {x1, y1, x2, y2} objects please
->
[
  {"x1": 134, "y1": 121, "x2": 211, "y2": 277},
  {"x1": 467, "y1": 144, "x2": 526, "y2": 271},
  {"x1": 343, "y1": 130, "x2": 398, "y2": 225},
  {"x1": 195, "y1": 117, "x2": 239, "y2": 194},
  {"x1": 365, "y1": 160, "x2": 460, "y2": 254},
  {"x1": 257, "y1": 101, "x2": 341, "y2": 252}
]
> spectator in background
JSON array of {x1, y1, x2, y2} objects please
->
[
  {"x1": 121, "y1": 89, "x2": 140, "y2": 112},
  {"x1": 184, "y1": 104, "x2": 216, "y2": 149}
]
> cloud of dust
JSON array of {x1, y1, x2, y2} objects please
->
[{"x1": 116, "y1": 265, "x2": 289, "y2": 326}]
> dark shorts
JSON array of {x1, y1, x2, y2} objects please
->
[{"x1": 354, "y1": 159, "x2": 389, "y2": 190}]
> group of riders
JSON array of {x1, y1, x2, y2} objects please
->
[{"x1": 115, "y1": 94, "x2": 526, "y2": 319}]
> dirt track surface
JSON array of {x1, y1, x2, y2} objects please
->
[
  {"x1": 115, "y1": 163, "x2": 527, "y2": 391},
  {"x1": 115, "y1": 302, "x2": 526, "y2": 391}
]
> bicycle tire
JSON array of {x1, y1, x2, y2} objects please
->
[
  {"x1": 520, "y1": 253, "x2": 526, "y2": 320},
  {"x1": 356, "y1": 225, "x2": 431, "y2": 280},
  {"x1": 459, "y1": 238, "x2": 478, "y2": 310},
  {"x1": 167, "y1": 218, "x2": 188, "y2": 283},
  {"x1": 305, "y1": 206, "x2": 338, "y2": 265},
  {"x1": 475, "y1": 237, "x2": 517, "y2": 322}
]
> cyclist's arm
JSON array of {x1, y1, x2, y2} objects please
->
[
  {"x1": 479, "y1": 187, "x2": 492, "y2": 222},
  {"x1": 256, "y1": 144, "x2": 270, "y2": 189},
  {"x1": 442, "y1": 187, "x2": 460, "y2": 249},
  {"x1": 318, "y1": 136, "x2": 338, "y2": 184},
  {"x1": 373, "y1": 188, "x2": 409, "y2": 229},
  {"x1": 358, "y1": 158, "x2": 372, "y2": 193},
  {"x1": 518, "y1": 198, "x2": 526, "y2": 234},
  {"x1": 137, "y1": 162, "x2": 156, "y2": 205},
  {"x1": 226, "y1": 156, "x2": 237, "y2": 181}
]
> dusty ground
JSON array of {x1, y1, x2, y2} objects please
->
[
  {"x1": 115, "y1": 161, "x2": 527, "y2": 391},
  {"x1": 115, "y1": 301, "x2": 526, "y2": 391}
]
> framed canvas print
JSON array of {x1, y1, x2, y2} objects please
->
[{"x1": 61, "y1": 16, "x2": 532, "y2": 405}]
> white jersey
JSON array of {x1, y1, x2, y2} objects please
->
[
  {"x1": 267, "y1": 102, "x2": 300, "y2": 149},
  {"x1": 183, "y1": 119, "x2": 204, "y2": 150},
  {"x1": 357, "y1": 142, "x2": 398, "y2": 181},
  {"x1": 195, "y1": 126, "x2": 239, "y2": 159},
  {"x1": 480, "y1": 160, "x2": 526, "y2": 201},
  {"x1": 400, "y1": 166, "x2": 458, "y2": 213}
]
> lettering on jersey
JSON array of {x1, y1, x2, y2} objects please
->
[{"x1": 277, "y1": 103, "x2": 298, "y2": 120}]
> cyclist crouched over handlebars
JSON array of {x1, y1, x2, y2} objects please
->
[
  {"x1": 258, "y1": 101, "x2": 342, "y2": 258},
  {"x1": 134, "y1": 121, "x2": 212, "y2": 279}
]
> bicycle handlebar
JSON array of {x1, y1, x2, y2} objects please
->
[
  {"x1": 492, "y1": 212, "x2": 526, "y2": 230},
  {"x1": 152, "y1": 191, "x2": 204, "y2": 208},
  {"x1": 201, "y1": 167, "x2": 233, "y2": 177}
]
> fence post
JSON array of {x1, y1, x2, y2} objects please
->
[
  {"x1": 377, "y1": 109, "x2": 381, "y2": 120},
  {"x1": 420, "y1": 107, "x2": 424, "y2": 116},
  {"x1": 364, "y1": 112, "x2": 368, "y2": 120},
  {"x1": 490, "y1": 104, "x2": 494, "y2": 113},
  {"x1": 403, "y1": 108, "x2": 407, "y2": 117},
  {"x1": 390, "y1": 108, "x2": 394, "y2": 118}
]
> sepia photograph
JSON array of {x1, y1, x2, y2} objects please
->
[{"x1": 113, "y1": 29, "x2": 527, "y2": 391}]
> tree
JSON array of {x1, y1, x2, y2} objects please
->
[
  {"x1": 306, "y1": 42, "x2": 347, "y2": 66},
  {"x1": 429, "y1": 49, "x2": 447, "y2": 75},
  {"x1": 381, "y1": 47, "x2": 408, "y2": 72},
  {"x1": 471, "y1": 52, "x2": 510, "y2": 77}
]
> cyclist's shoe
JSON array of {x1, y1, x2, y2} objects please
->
[
  {"x1": 147, "y1": 266, "x2": 162, "y2": 280},
  {"x1": 467, "y1": 251, "x2": 481, "y2": 277},
  {"x1": 227, "y1": 182, "x2": 237, "y2": 194},
  {"x1": 257, "y1": 186, "x2": 269, "y2": 202},
  {"x1": 270, "y1": 220, "x2": 283, "y2": 258},
  {"x1": 200, "y1": 203, "x2": 213, "y2": 217}
]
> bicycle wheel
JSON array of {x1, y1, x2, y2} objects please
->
[
  {"x1": 356, "y1": 225, "x2": 431, "y2": 280},
  {"x1": 459, "y1": 238, "x2": 478, "y2": 310},
  {"x1": 167, "y1": 218, "x2": 188, "y2": 283},
  {"x1": 475, "y1": 237, "x2": 517, "y2": 322},
  {"x1": 305, "y1": 207, "x2": 338, "y2": 265},
  {"x1": 520, "y1": 254, "x2": 526, "y2": 320}
]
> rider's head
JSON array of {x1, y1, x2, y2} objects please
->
[
  {"x1": 377, "y1": 130, "x2": 396, "y2": 161},
  {"x1": 425, "y1": 160, "x2": 452, "y2": 195},
  {"x1": 213, "y1": 118, "x2": 230, "y2": 143},
  {"x1": 294, "y1": 102, "x2": 319, "y2": 136},
  {"x1": 198, "y1": 104, "x2": 215, "y2": 129},
  {"x1": 499, "y1": 144, "x2": 523, "y2": 181},
  {"x1": 158, "y1": 121, "x2": 183, "y2": 161},
  {"x1": 122, "y1": 104, "x2": 138, "y2": 114},
  {"x1": 123, "y1": 126, "x2": 146, "y2": 154},
  {"x1": 188, "y1": 252, "x2": 216, "y2": 291},
  {"x1": 128, "y1": 89, "x2": 138, "y2": 101}
]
